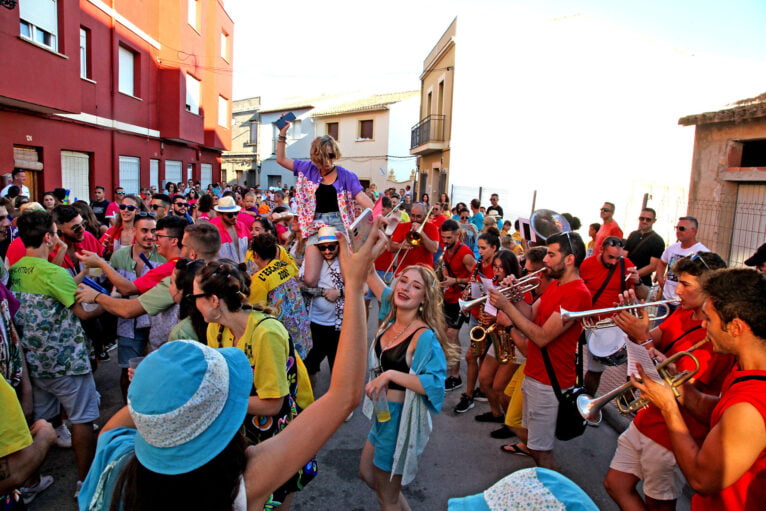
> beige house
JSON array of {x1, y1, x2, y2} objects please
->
[
  {"x1": 221, "y1": 97, "x2": 260, "y2": 186},
  {"x1": 410, "y1": 18, "x2": 455, "y2": 203},
  {"x1": 679, "y1": 92, "x2": 766, "y2": 266},
  {"x1": 312, "y1": 92, "x2": 419, "y2": 192}
]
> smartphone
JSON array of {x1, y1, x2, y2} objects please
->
[
  {"x1": 274, "y1": 112, "x2": 296, "y2": 130},
  {"x1": 348, "y1": 208, "x2": 374, "y2": 252}
]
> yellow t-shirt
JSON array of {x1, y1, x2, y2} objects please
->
[
  {"x1": 206, "y1": 311, "x2": 314, "y2": 410},
  {"x1": 0, "y1": 378, "x2": 32, "y2": 458},
  {"x1": 247, "y1": 255, "x2": 299, "y2": 306}
]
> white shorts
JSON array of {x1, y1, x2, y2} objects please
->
[
  {"x1": 521, "y1": 376, "x2": 559, "y2": 452},
  {"x1": 609, "y1": 422, "x2": 684, "y2": 501}
]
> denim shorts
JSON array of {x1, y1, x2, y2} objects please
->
[
  {"x1": 117, "y1": 330, "x2": 149, "y2": 369},
  {"x1": 307, "y1": 212, "x2": 346, "y2": 246},
  {"x1": 367, "y1": 401, "x2": 404, "y2": 472},
  {"x1": 32, "y1": 373, "x2": 101, "y2": 424}
]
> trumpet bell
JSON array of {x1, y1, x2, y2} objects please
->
[
  {"x1": 405, "y1": 231, "x2": 422, "y2": 246},
  {"x1": 531, "y1": 209, "x2": 571, "y2": 243},
  {"x1": 576, "y1": 393, "x2": 603, "y2": 424}
]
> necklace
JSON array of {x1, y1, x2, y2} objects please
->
[{"x1": 383, "y1": 321, "x2": 412, "y2": 350}]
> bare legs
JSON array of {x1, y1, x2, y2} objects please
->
[{"x1": 359, "y1": 441, "x2": 412, "y2": 511}]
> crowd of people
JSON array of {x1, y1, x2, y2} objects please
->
[{"x1": 1, "y1": 124, "x2": 765, "y2": 511}]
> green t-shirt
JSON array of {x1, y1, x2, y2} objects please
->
[
  {"x1": 9, "y1": 256, "x2": 91, "y2": 378},
  {"x1": 167, "y1": 317, "x2": 198, "y2": 342}
]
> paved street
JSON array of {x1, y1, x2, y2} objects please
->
[{"x1": 30, "y1": 301, "x2": 690, "y2": 510}]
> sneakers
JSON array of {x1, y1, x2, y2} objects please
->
[
  {"x1": 445, "y1": 376, "x2": 463, "y2": 392},
  {"x1": 474, "y1": 411, "x2": 504, "y2": 423},
  {"x1": 472, "y1": 388, "x2": 488, "y2": 402},
  {"x1": 74, "y1": 480, "x2": 83, "y2": 500},
  {"x1": 490, "y1": 425, "x2": 515, "y2": 439},
  {"x1": 55, "y1": 423, "x2": 72, "y2": 448},
  {"x1": 20, "y1": 475, "x2": 54, "y2": 505},
  {"x1": 454, "y1": 393, "x2": 475, "y2": 414}
]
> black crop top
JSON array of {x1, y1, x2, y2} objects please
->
[
  {"x1": 315, "y1": 182, "x2": 339, "y2": 213},
  {"x1": 375, "y1": 327, "x2": 427, "y2": 391}
]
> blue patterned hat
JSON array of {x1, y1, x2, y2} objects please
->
[
  {"x1": 447, "y1": 468, "x2": 598, "y2": 511},
  {"x1": 128, "y1": 340, "x2": 251, "y2": 475}
]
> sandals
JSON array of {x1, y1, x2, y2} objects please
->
[{"x1": 500, "y1": 443, "x2": 531, "y2": 456}]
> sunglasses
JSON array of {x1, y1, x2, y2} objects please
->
[
  {"x1": 562, "y1": 231, "x2": 574, "y2": 255},
  {"x1": 460, "y1": 216, "x2": 468, "y2": 220},
  {"x1": 675, "y1": 225, "x2": 693, "y2": 231},
  {"x1": 604, "y1": 238, "x2": 624, "y2": 247},
  {"x1": 326, "y1": 152, "x2": 336, "y2": 159},
  {"x1": 119, "y1": 204, "x2": 139, "y2": 211},
  {"x1": 115, "y1": 191, "x2": 125, "y2": 195},
  {"x1": 223, "y1": 212, "x2": 237, "y2": 218},
  {"x1": 688, "y1": 252, "x2": 711, "y2": 271},
  {"x1": 136, "y1": 211, "x2": 157, "y2": 218},
  {"x1": 174, "y1": 203, "x2": 188, "y2": 208},
  {"x1": 600, "y1": 208, "x2": 613, "y2": 213},
  {"x1": 70, "y1": 223, "x2": 85, "y2": 233},
  {"x1": 151, "y1": 204, "x2": 165, "y2": 210},
  {"x1": 638, "y1": 216, "x2": 654, "y2": 222},
  {"x1": 317, "y1": 243, "x2": 338, "y2": 251},
  {"x1": 186, "y1": 292, "x2": 209, "y2": 301},
  {"x1": 155, "y1": 234, "x2": 177, "y2": 240}
]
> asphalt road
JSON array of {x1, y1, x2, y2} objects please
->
[{"x1": 29, "y1": 302, "x2": 691, "y2": 510}]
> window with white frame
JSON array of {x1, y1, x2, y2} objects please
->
[
  {"x1": 220, "y1": 31, "x2": 229, "y2": 60},
  {"x1": 200, "y1": 163, "x2": 212, "y2": 188},
  {"x1": 118, "y1": 46, "x2": 137, "y2": 96},
  {"x1": 187, "y1": 0, "x2": 198, "y2": 29},
  {"x1": 20, "y1": 0, "x2": 58, "y2": 51},
  {"x1": 79, "y1": 27, "x2": 90, "y2": 79},
  {"x1": 118, "y1": 156, "x2": 140, "y2": 194},
  {"x1": 186, "y1": 74, "x2": 201, "y2": 114},
  {"x1": 61, "y1": 151, "x2": 90, "y2": 202},
  {"x1": 165, "y1": 160, "x2": 182, "y2": 186},
  {"x1": 288, "y1": 119, "x2": 301, "y2": 139},
  {"x1": 150, "y1": 159, "x2": 159, "y2": 190},
  {"x1": 218, "y1": 96, "x2": 228, "y2": 127}
]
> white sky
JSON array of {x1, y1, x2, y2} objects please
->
[{"x1": 224, "y1": 0, "x2": 766, "y2": 102}]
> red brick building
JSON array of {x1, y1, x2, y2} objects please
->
[{"x1": 0, "y1": 0, "x2": 233, "y2": 202}]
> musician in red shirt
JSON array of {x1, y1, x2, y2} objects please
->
[
  {"x1": 387, "y1": 203, "x2": 438, "y2": 275},
  {"x1": 438, "y1": 219, "x2": 475, "y2": 392},
  {"x1": 605, "y1": 252, "x2": 733, "y2": 510},
  {"x1": 632, "y1": 269, "x2": 766, "y2": 511},
  {"x1": 489, "y1": 232, "x2": 591, "y2": 470}
]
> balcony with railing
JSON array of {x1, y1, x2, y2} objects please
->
[{"x1": 410, "y1": 114, "x2": 448, "y2": 155}]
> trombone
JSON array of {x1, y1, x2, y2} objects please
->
[
  {"x1": 383, "y1": 205, "x2": 435, "y2": 280},
  {"x1": 458, "y1": 268, "x2": 546, "y2": 313},
  {"x1": 560, "y1": 299, "x2": 680, "y2": 329},
  {"x1": 576, "y1": 338, "x2": 708, "y2": 424}
]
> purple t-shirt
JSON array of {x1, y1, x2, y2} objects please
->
[{"x1": 293, "y1": 160, "x2": 363, "y2": 197}]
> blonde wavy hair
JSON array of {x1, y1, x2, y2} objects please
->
[
  {"x1": 377, "y1": 265, "x2": 461, "y2": 366},
  {"x1": 310, "y1": 135, "x2": 342, "y2": 167}
]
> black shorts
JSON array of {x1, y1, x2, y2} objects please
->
[{"x1": 443, "y1": 301, "x2": 464, "y2": 330}]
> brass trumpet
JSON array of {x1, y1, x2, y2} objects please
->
[
  {"x1": 560, "y1": 299, "x2": 680, "y2": 329},
  {"x1": 576, "y1": 338, "x2": 708, "y2": 424},
  {"x1": 458, "y1": 268, "x2": 546, "y2": 313},
  {"x1": 404, "y1": 205, "x2": 434, "y2": 246}
]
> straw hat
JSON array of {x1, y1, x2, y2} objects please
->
[{"x1": 213, "y1": 196, "x2": 241, "y2": 213}]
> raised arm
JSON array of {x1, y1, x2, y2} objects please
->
[
  {"x1": 244, "y1": 223, "x2": 386, "y2": 508},
  {"x1": 275, "y1": 122, "x2": 294, "y2": 172}
]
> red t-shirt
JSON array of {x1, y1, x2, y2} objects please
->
[
  {"x1": 593, "y1": 221, "x2": 624, "y2": 257},
  {"x1": 442, "y1": 243, "x2": 473, "y2": 304},
  {"x1": 579, "y1": 255, "x2": 636, "y2": 309},
  {"x1": 634, "y1": 308, "x2": 736, "y2": 449},
  {"x1": 50, "y1": 231, "x2": 104, "y2": 273},
  {"x1": 134, "y1": 258, "x2": 179, "y2": 294},
  {"x1": 5, "y1": 237, "x2": 25, "y2": 267},
  {"x1": 524, "y1": 279, "x2": 592, "y2": 388},
  {"x1": 429, "y1": 214, "x2": 447, "y2": 245},
  {"x1": 105, "y1": 201, "x2": 120, "y2": 220},
  {"x1": 691, "y1": 370, "x2": 766, "y2": 511},
  {"x1": 389, "y1": 221, "x2": 439, "y2": 275}
]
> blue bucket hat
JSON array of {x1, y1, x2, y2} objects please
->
[{"x1": 128, "y1": 340, "x2": 251, "y2": 475}]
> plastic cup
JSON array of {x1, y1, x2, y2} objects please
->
[
  {"x1": 89, "y1": 267, "x2": 103, "y2": 277},
  {"x1": 373, "y1": 390, "x2": 390, "y2": 423},
  {"x1": 128, "y1": 356, "x2": 145, "y2": 370}
]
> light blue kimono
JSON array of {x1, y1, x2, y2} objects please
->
[{"x1": 363, "y1": 310, "x2": 447, "y2": 485}]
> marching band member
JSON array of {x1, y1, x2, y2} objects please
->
[
  {"x1": 438, "y1": 219, "x2": 476, "y2": 392},
  {"x1": 604, "y1": 252, "x2": 733, "y2": 511},
  {"x1": 488, "y1": 232, "x2": 591, "y2": 470},
  {"x1": 631, "y1": 268, "x2": 766, "y2": 511},
  {"x1": 455, "y1": 231, "x2": 500, "y2": 414},
  {"x1": 386, "y1": 203, "x2": 438, "y2": 276}
]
